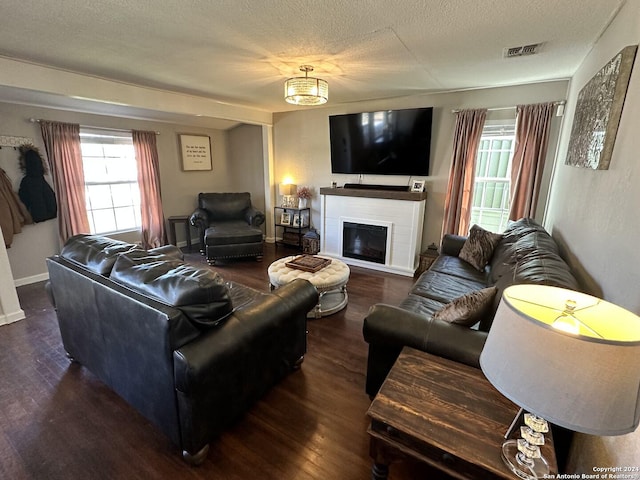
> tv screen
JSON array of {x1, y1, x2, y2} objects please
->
[{"x1": 329, "y1": 107, "x2": 432, "y2": 176}]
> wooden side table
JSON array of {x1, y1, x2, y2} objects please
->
[
  {"x1": 168, "y1": 215, "x2": 192, "y2": 252},
  {"x1": 414, "y1": 244, "x2": 439, "y2": 277},
  {"x1": 366, "y1": 347, "x2": 557, "y2": 479},
  {"x1": 274, "y1": 206, "x2": 310, "y2": 250}
]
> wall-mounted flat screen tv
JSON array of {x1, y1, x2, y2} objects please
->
[{"x1": 329, "y1": 107, "x2": 432, "y2": 176}]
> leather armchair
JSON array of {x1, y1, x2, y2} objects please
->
[{"x1": 190, "y1": 192, "x2": 265, "y2": 265}]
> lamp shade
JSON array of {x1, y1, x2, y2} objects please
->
[
  {"x1": 480, "y1": 284, "x2": 640, "y2": 436},
  {"x1": 278, "y1": 183, "x2": 297, "y2": 196}
]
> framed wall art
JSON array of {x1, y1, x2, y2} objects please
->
[
  {"x1": 179, "y1": 134, "x2": 212, "y2": 171},
  {"x1": 565, "y1": 45, "x2": 637, "y2": 170}
]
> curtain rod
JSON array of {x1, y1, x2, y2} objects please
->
[
  {"x1": 451, "y1": 100, "x2": 565, "y2": 114},
  {"x1": 28, "y1": 118, "x2": 160, "y2": 135}
]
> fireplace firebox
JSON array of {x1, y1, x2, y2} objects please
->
[{"x1": 342, "y1": 222, "x2": 387, "y2": 264}]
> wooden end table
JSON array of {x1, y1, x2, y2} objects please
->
[
  {"x1": 168, "y1": 215, "x2": 192, "y2": 252},
  {"x1": 366, "y1": 347, "x2": 557, "y2": 479}
]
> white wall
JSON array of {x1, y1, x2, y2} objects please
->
[
  {"x1": 0, "y1": 102, "x2": 236, "y2": 284},
  {"x1": 545, "y1": 0, "x2": 640, "y2": 470},
  {"x1": 0, "y1": 228, "x2": 24, "y2": 325},
  {"x1": 228, "y1": 124, "x2": 267, "y2": 225},
  {"x1": 272, "y1": 80, "x2": 568, "y2": 251}
]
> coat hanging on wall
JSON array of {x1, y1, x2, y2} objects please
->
[
  {"x1": 18, "y1": 144, "x2": 57, "y2": 223},
  {"x1": 0, "y1": 167, "x2": 32, "y2": 247}
]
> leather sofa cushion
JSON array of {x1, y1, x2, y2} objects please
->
[
  {"x1": 205, "y1": 221, "x2": 263, "y2": 246},
  {"x1": 495, "y1": 250, "x2": 579, "y2": 291},
  {"x1": 110, "y1": 251, "x2": 233, "y2": 328},
  {"x1": 490, "y1": 218, "x2": 561, "y2": 283},
  {"x1": 61, "y1": 234, "x2": 141, "y2": 275},
  {"x1": 411, "y1": 270, "x2": 488, "y2": 304},
  {"x1": 398, "y1": 294, "x2": 446, "y2": 317},
  {"x1": 430, "y1": 255, "x2": 488, "y2": 284}
]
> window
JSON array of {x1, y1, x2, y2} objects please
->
[
  {"x1": 470, "y1": 122, "x2": 516, "y2": 233},
  {"x1": 80, "y1": 129, "x2": 141, "y2": 235}
]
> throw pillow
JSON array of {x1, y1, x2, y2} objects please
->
[
  {"x1": 459, "y1": 224, "x2": 503, "y2": 271},
  {"x1": 433, "y1": 287, "x2": 498, "y2": 327}
]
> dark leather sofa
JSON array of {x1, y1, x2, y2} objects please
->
[
  {"x1": 46, "y1": 234, "x2": 318, "y2": 464},
  {"x1": 363, "y1": 218, "x2": 579, "y2": 396},
  {"x1": 190, "y1": 192, "x2": 265, "y2": 265},
  {"x1": 362, "y1": 218, "x2": 579, "y2": 469}
]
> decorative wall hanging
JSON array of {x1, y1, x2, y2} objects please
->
[
  {"x1": 179, "y1": 134, "x2": 212, "y2": 171},
  {"x1": 0, "y1": 135, "x2": 33, "y2": 148},
  {"x1": 565, "y1": 45, "x2": 637, "y2": 169}
]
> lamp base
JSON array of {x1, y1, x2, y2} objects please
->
[{"x1": 501, "y1": 439, "x2": 550, "y2": 480}]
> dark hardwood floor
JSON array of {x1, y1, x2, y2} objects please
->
[{"x1": 2, "y1": 244, "x2": 449, "y2": 479}]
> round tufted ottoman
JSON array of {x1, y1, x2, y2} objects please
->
[{"x1": 268, "y1": 255, "x2": 350, "y2": 318}]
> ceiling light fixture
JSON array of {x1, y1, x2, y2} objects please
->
[{"x1": 284, "y1": 65, "x2": 328, "y2": 106}]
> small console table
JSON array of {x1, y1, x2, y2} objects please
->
[{"x1": 167, "y1": 215, "x2": 193, "y2": 252}]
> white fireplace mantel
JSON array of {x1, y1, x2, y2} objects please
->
[{"x1": 319, "y1": 187, "x2": 426, "y2": 276}]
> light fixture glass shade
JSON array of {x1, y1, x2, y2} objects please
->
[
  {"x1": 480, "y1": 284, "x2": 640, "y2": 436},
  {"x1": 284, "y1": 66, "x2": 328, "y2": 106}
]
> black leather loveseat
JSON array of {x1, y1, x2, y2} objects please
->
[{"x1": 46, "y1": 234, "x2": 318, "y2": 464}]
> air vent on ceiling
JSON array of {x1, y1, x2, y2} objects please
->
[{"x1": 504, "y1": 43, "x2": 544, "y2": 58}]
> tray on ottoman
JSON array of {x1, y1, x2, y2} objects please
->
[{"x1": 286, "y1": 255, "x2": 332, "y2": 272}]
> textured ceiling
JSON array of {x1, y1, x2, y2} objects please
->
[{"x1": 0, "y1": 0, "x2": 625, "y2": 119}]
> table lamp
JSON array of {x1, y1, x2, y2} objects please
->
[
  {"x1": 480, "y1": 284, "x2": 640, "y2": 480},
  {"x1": 278, "y1": 183, "x2": 297, "y2": 207}
]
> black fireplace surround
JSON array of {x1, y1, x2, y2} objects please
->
[{"x1": 342, "y1": 222, "x2": 387, "y2": 264}]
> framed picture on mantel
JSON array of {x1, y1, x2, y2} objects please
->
[
  {"x1": 179, "y1": 134, "x2": 212, "y2": 171},
  {"x1": 411, "y1": 179, "x2": 426, "y2": 192}
]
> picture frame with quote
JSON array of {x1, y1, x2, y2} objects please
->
[{"x1": 179, "y1": 134, "x2": 212, "y2": 171}]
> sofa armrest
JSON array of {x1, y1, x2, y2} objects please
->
[
  {"x1": 363, "y1": 304, "x2": 487, "y2": 367},
  {"x1": 244, "y1": 206, "x2": 265, "y2": 227},
  {"x1": 172, "y1": 279, "x2": 317, "y2": 455},
  {"x1": 173, "y1": 279, "x2": 317, "y2": 393},
  {"x1": 189, "y1": 208, "x2": 209, "y2": 230},
  {"x1": 441, "y1": 234, "x2": 467, "y2": 257}
]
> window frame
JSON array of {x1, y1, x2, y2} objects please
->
[
  {"x1": 79, "y1": 128, "x2": 141, "y2": 236},
  {"x1": 470, "y1": 120, "x2": 516, "y2": 233}
]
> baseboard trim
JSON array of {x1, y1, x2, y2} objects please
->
[
  {"x1": 0, "y1": 309, "x2": 25, "y2": 325},
  {"x1": 15, "y1": 272, "x2": 50, "y2": 287}
]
